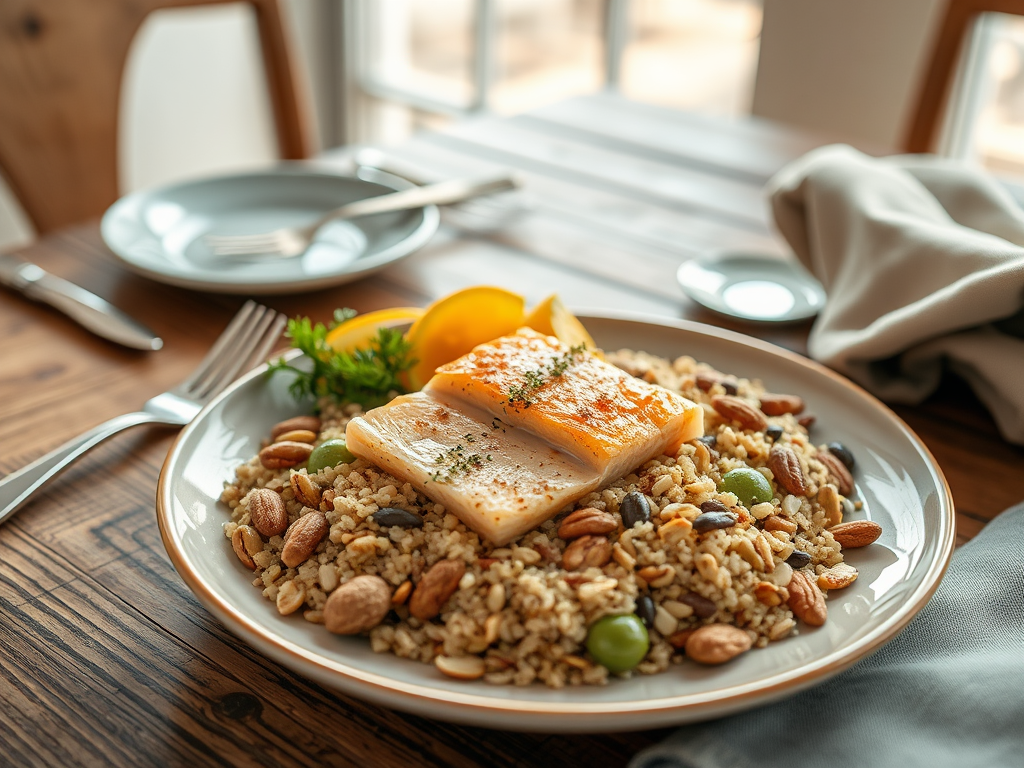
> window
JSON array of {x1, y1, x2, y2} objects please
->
[{"x1": 342, "y1": 0, "x2": 764, "y2": 144}]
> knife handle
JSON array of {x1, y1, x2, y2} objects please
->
[{"x1": 0, "y1": 412, "x2": 167, "y2": 525}]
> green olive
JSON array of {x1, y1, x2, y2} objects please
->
[
  {"x1": 307, "y1": 438, "x2": 356, "y2": 474},
  {"x1": 720, "y1": 467, "x2": 773, "y2": 507},
  {"x1": 585, "y1": 614, "x2": 650, "y2": 673}
]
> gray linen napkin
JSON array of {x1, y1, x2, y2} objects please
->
[
  {"x1": 766, "y1": 145, "x2": 1024, "y2": 444},
  {"x1": 630, "y1": 501, "x2": 1024, "y2": 768}
]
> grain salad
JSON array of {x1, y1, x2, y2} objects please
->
[{"x1": 219, "y1": 349, "x2": 878, "y2": 687}]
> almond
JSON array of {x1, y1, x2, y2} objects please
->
[
  {"x1": 435, "y1": 655, "x2": 486, "y2": 680},
  {"x1": 637, "y1": 563, "x2": 675, "y2": 588},
  {"x1": 829, "y1": 520, "x2": 882, "y2": 548},
  {"x1": 290, "y1": 471, "x2": 322, "y2": 509},
  {"x1": 274, "y1": 429, "x2": 318, "y2": 444},
  {"x1": 391, "y1": 580, "x2": 413, "y2": 606},
  {"x1": 562, "y1": 535, "x2": 612, "y2": 571},
  {"x1": 767, "y1": 444, "x2": 807, "y2": 496},
  {"x1": 409, "y1": 559, "x2": 466, "y2": 620},
  {"x1": 281, "y1": 511, "x2": 329, "y2": 568},
  {"x1": 323, "y1": 575, "x2": 391, "y2": 634},
  {"x1": 247, "y1": 488, "x2": 288, "y2": 537},
  {"x1": 685, "y1": 624, "x2": 752, "y2": 665},
  {"x1": 817, "y1": 484, "x2": 842, "y2": 527},
  {"x1": 270, "y1": 415, "x2": 321, "y2": 441},
  {"x1": 558, "y1": 507, "x2": 618, "y2": 539},
  {"x1": 817, "y1": 450, "x2": 854, "y2": 495},
  {"x1": 759, "y1": 393, "x2": 805, "y2": 415},
  {"x1": 764, "y1": 516, "x2": 797, "y2": 533},
  {"x1": 787, "y1": 569, "x2": 827, "y2": 626},
  {"x1": 711, "y1": 395, "x2": 768, "y2": 432},
  {"x1": 259, "y1": 440, "x2": 314, "y2": 469},
  {"x1": 818, "y1": 563, "x2": 859, "y2": 590}
]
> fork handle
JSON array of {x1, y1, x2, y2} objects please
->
[
  {"x1": 307, "y1": 173, "x2": 519, "y2": 232},
  {"x1": 0, "y1": 411, "x2": 169, "y2": 526}
]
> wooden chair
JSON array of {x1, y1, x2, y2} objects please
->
[
  {"x1": 0, "y1": 0, "x2": 312, "y2": 235},
  {"x1": 904, "y1": 0, "x2": 1024, "y2": 152}
]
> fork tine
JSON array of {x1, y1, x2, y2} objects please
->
[
  {"x1": 198, "y1": 309, "x2": 287, "y2": 399},
  {"x1": 189, "y1": 304, "x2": 284, "y2": 400},
  {"x1": 174, "y1": 300, "x2": 259, "y2": 393}
]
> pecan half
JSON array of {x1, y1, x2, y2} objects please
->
[
  {"x1": 562, "y1": 535, "x2": 612, "y2": 571},
  {"x1": 259, "y1": 441, "x2": 314, "y2": 469},
  {"x1": 558, "y1": 507, "x2": 617, "y2": 539},
  {"x1": 767, "y1": 444, "x2": 807, "y2": 496},
  {"x1": 290, "y1": 472, "x2": 322, "y2": 509},
  {"x1": 409, "y1": 559, "x2": 465, "y2": 620},
  {"x1": 758, "y1": 393, "x2": 805, "y2": 416},
  {"x1": 711, "y1": 395, "x2": 768, "y2": 432},
  {"x1": 231, "y1": 525, "x2": 262, "y2": 570},
  {"x1": 787, "y1": 569, "x2": 827, "y2": 626},
  {"x1": 817, "y1": 450, "x2": 854, "y2": 496}
]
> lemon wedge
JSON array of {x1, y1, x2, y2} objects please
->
[
  {"x1": 523, "y1": 294, "x2": 597, "y2": 351},
  {"x1": 404, "y1": 286, "x2": 525, "y2": 390},
  {"x1": 325, "y1": 307, "x2": 424, "y2": 354}
]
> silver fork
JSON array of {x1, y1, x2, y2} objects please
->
[
  {"x1": 204, "y1": 172, "x2": 518, "y2": 259},
  {"x1": 0, "y1": 300, "x2": 287, "y2": 526}
]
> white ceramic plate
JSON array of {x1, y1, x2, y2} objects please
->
[
  {"x1": 678, "y1": 252, "x2": 827, "y2": 323},
  {"x1": 101, "y1": 166, "x2": 439, "y2": 294},
  {"x1": 156, "y1": 313, "x2": 954, "y2": 732}
]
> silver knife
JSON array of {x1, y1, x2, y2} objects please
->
[{"x1": 0, "y1": 254, "x2": 163, "y2": 351}]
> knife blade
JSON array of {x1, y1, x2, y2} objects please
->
[{"x1": 0, "y1": 254, "x2": 163, "y2": 351}]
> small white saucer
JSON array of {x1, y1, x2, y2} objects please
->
[{"x1": 677, "y1": 252, "x2": 826, "y2": 323}]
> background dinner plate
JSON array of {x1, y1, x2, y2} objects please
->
[
  {"x1": 101, "y1": 166, "x2": 439, "y2": 294},
  {"x1": 156, "y1": 313, "x2": 955, "y2": 732}
]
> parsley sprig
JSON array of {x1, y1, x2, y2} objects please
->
[{"x1": 267, "y1": 309, "x2": 416, "y2": 409}]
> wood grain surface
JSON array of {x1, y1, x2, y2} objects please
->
[{"x1": 0, "y1": 94, "x2": 1021, "y2": 767}]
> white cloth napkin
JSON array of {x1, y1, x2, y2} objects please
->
[{"x1": 766, "y1": 145, "x2": 1024, "y2": 444}]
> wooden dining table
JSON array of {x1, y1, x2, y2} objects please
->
[{"x1": 1, "y1": 92, "x2": 1022, "y2": 767}]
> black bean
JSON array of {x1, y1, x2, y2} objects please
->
[
  {"x1": 620, "y1": 491, "x2": 651, "y2": 528},
  {"x1": 679, "y1": 592, "x2": 718, "y2": 619},
  {"x1": 827, "y1": 441, "x2": 856, "y2": 470},
  {"x1": 697, "y1": 434, "x2": 718, "y2": 449},
  {"x1": 636, "y1": 595, "x2": 656, "y2": 629},
  {"x1": 692, "y1": 511, "x2": 737, "y2": 533},
  {"x1": 766, "y1": 424, "x2": 784, "y2": 442},
  {"x1": 721, "y1": 379, "x2": 739, "y2": 395},
  {"x1": 372, "y1": 507, "x2": 424, "y2": 528},
  {"x1": 786, "y1": 550, "x2": 812, "y2": 569},
  {"x1": 699, "y1": 499, "x2": 731, "y2": 515}
]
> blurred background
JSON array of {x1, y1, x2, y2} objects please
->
[{"x1": 4, "y1": 0, "x2": 1024, "y2": 250}]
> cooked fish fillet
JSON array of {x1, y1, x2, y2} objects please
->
[
  {"x1": 345, "y1": 390, "x2": 601, "y2": 545},
  {"x1": 345, "y1": 329, "x2": 703, "y2": 545},
  {"x1": 425, "y1": 328, "x2": 703, "y2": 483}
]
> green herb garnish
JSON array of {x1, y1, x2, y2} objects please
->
[
  {"x1": 268, "y1": 309, "x2": 416, "y2": 409},
  {"x1": 506, "y1": 343, "x2": 587, "y2": 408},
  {"x1": 429, "y1": 443, "x2": 493, "y2": 483}
]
